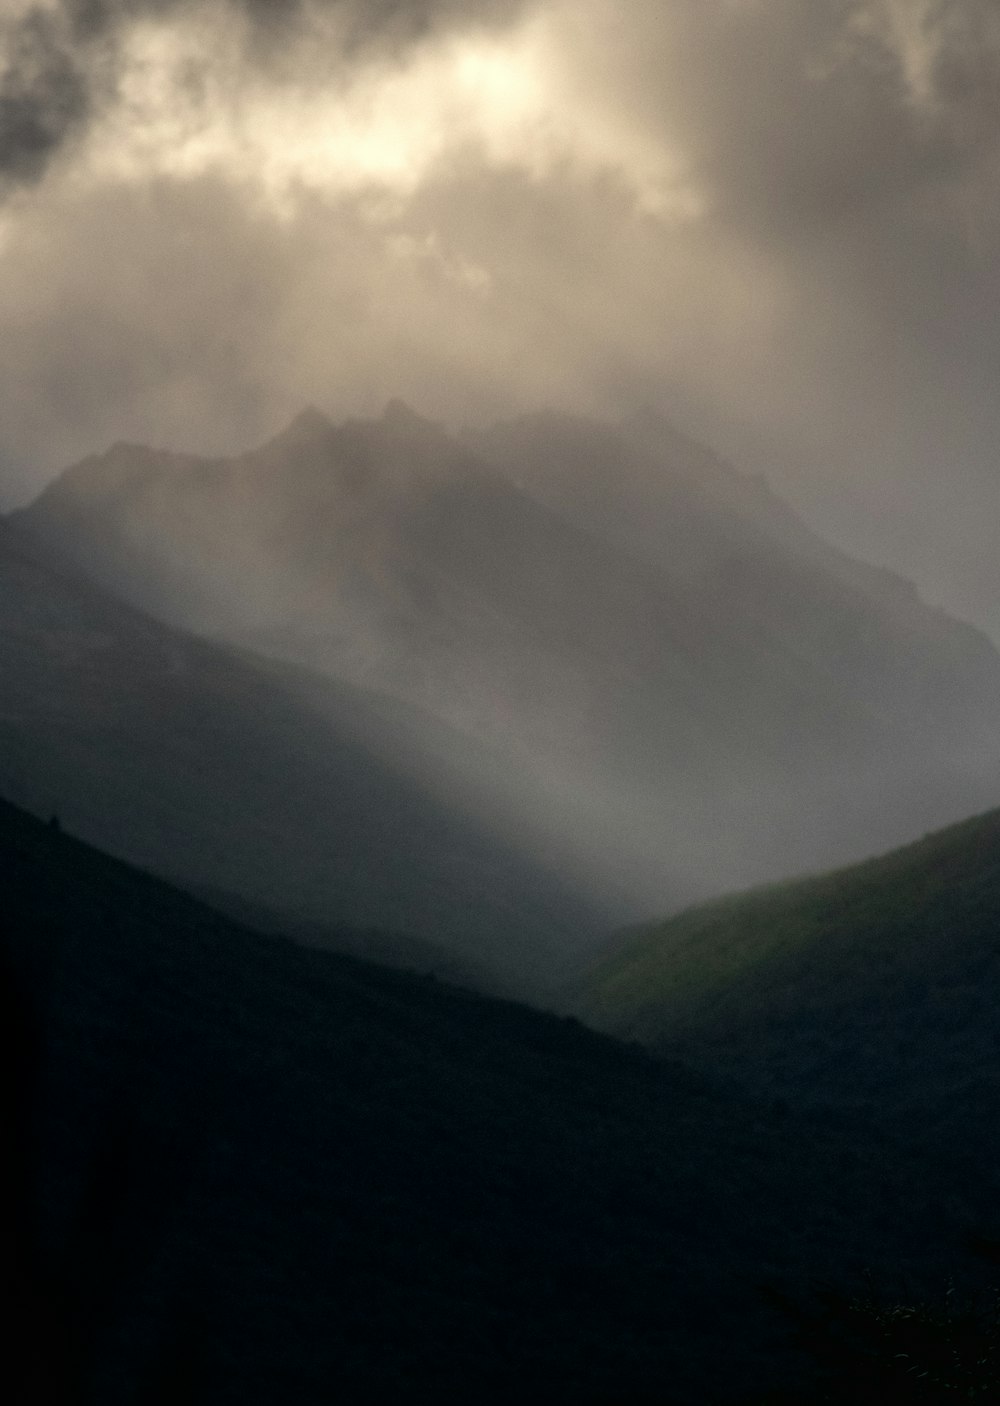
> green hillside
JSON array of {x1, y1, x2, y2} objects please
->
[
  {"x1": 6, "y1": 796, "x2": 990, "y2": 1404},
  {"x1": 578, "y1": 807, "x2": 1000, "y2": 1140}
]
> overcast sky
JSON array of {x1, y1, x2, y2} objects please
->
[{"x1": 2, "y1": 0, "x2": 999, "y2": 633}]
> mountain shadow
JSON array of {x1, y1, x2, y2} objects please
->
[
  {"x1": 5, "y1": 795, "x2": 994, "y2": 1404},
  {"x1": 0, "y1": 517, "x2": 609, "y2": 993}
]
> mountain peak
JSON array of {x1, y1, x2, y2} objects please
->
[
  {"x1": 380, "y1": 399, "x2": 442, "y2": 435},
  {"x1": 285, "y1": 405, "x2": 336, "y2": 440},
  {"x1": 256, "y1": 406, "x2": 336, "y2": 459}
]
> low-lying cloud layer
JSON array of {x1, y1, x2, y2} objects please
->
[{"x1": 2, "y1": 0, "x2": 999, "y2": 633}]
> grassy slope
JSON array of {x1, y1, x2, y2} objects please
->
[
  {"x1": 578, "y1": 808, "x2": 1000, "y2": 1142},
  {"x1": 4, "y1": 798, "x2": 984, "y2": 1405}
]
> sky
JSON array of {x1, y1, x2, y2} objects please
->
[{"x1": 2, "y1": 0, "x2": 999, "y2": 635}]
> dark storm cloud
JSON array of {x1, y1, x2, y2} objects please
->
[
  {"x1": 0, "y1": 0, "x2": 523, "y2": 190},
  {"x1": 58, "y1": 0, "x2": 520, "y2": 46},
  {"x1": 0, "y1": 8, "x2": 90, "y2": 186}
]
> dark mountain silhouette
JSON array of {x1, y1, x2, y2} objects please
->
[
  {"x1": 5, "y1": 795, "x2": 992, "y2": 1404},
  {"x1": 16, "y1": 402, "x2": 1000, "y2": 913},
  {"x1": 0, "y1": 518, "x2": 608, "y2": 990},
  {"x1": 577, "y1": 805, "x2": 1000, "y2": 1189}
]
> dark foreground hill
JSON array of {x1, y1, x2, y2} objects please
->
[
  {"x1": 4, "y1": 798, "x2": 990, "y2": 1404},
  {"x1": 577, "y1": 807, "x2": 1000, "y2": 1188},
  {"x1": 0, "y1": 517, "x2": 608, "y2": 991}
]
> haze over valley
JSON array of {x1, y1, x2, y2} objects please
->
[
  {"x1": 5, "y1": 1, "x2": 1000, "y2": 1401},
  {"x1": 13, "y1": 399, "x2": 1000, "y2": 949}
]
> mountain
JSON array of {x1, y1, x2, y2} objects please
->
[
  {"x1": 5, "y1": 795, "x2": 990, "y2": 1404},
  {"x1": 576, "y1": 806, "x2": 1000, "y2": 1176},
  {"x1": 0, "y1": 518, "x2": 607, "y2": 990},
  {"x1": 16, "y1": 402, "x2": 1000, "y2": 914},
  {"x1": 474, "y1": 407, "x2": 1000, "y2": 771}
]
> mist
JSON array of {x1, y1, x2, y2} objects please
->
[
  {"x1": 13, "y1": 393, "x2": 1000, "y2": 959},
  {"x1": 1, "y1": 0, "x2": 999, "y2": 637},
  {"x1": 8, "y1": 12, "x2": 1000, "y2": 1398}
]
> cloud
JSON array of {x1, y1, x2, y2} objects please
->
[
  {"x1": 1, "y1": 0, "x2": 1000, "y2": 634},
  {"x1": 567, "y1": 0, "x2": 1000, "y2": 243},
  {"x1": 0, "y1": 0, "x2": 529, "y2": 192},
  {"x1": 0, "y1": 6, "x2": 90, "y2": 187}
]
